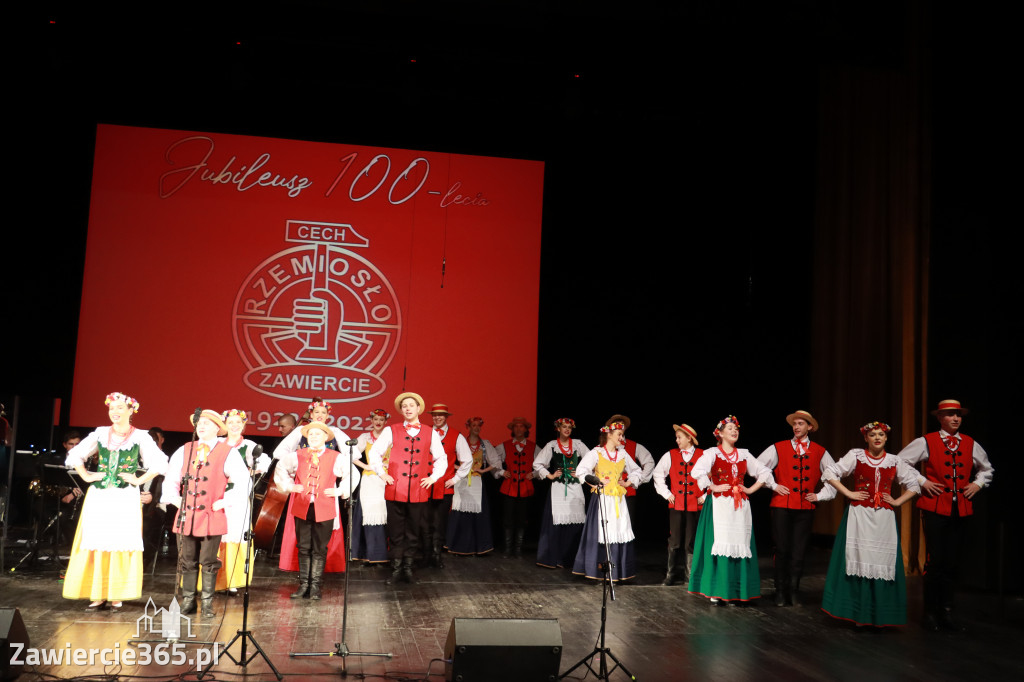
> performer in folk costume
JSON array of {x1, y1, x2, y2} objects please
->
[
  {"x1": 493, "y1": 417, "x2": 538, "y2": 558},
  {"x1": 162, "y1": 410, "x2": 249, "y2": 617},
  {"x1": 821, "y1": 422, "x2": 921, "y2": 627},
  {"x1": 63, "y1": 392, "x2": 168, "y2": 612},
  {"x1": 898, "y1": 399, "x2": 994, "y2": 631},
  {"x1": 604, "y1": 414, "x2": 656, "y2": 523},
  {"x1": 688, "y1": 416, "x2": 775, "y2": 603},
  {"x1": 425, "y1": 403, "x2": 460, "y2": 568},
  {"x1": 367, "y1": 391, "x2": 449, "y2": 584},
  {"x1": 273, "y1": 398, "x2": 350, "y2": 574},
  {"x1": 213, "y1": 409, "x2": 271, "y2": 593},
  {"x1": 275, "y1": 421, "x2": 358, "y2": 600},
  {"x1": 534, "y1": 418, "x2": 588, "y2": 569},
  {"x1": 652, "y1": 423, "x2": 704, "y2": 586},
  {"x1": 757, "y1": 410, "x2": 837, "y2": 606},
  {"x1": 351, "y1": 409, "x2": 391, "y2": 564},
  {"x1": 572, "y1": 421, "x2": 643, "y2": 582},
  {"x1": 445, "y1": 417, "x2": 495, "y2": 555}
]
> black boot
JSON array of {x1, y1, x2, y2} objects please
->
[
  {"x1": 402, "y1": 556, "x2": 416, "y2": 583},
  {"x1": 789, "y1": 577, "x2": 801, "y2": 607},
  {"x1": 200, "y1": 568, "x2": 217, "y2": 617},
  {"x1": 514, "y1": 530, "x2": 525, "y2": 558},
  {"x1": 308, "y1": 556, "x2": 325, "y2": 600},
  {"x1": 503, "y1": 530, "x2": 513, "y2": 558},
  {"x1": 433, "y1": 535, "x2": 446, "y2": 569},
  {"x1": 386, "y1": 558, "x2": 402, "y2": 585},
  {"x1": 180, "y1": 570, "x2": 199, "y2": 615},
  {"x1": 938, "y1": 607, "x2": 966, "y2": 632},
  {"x1": 663, "y1": 549, "x2": 679, "y2": 586},
  {"x1": 291, "y1": 556, "x2": 310, "y2": 599}
]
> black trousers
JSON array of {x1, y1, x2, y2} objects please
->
[
  {"x1": 386, "y1": 499, "x2": 429, "y2": 560},
  {"x1": 502, "y1": 495, "x2": 531, "y2": 531},
  {"x1": 295, "y1": 502, "x2": 334, "y2": 561},
  {"x1": 425, "y1": 495, "x2": 453, "y2": 547},
  {"x1": 667, "y1": 509, "x2": 700, "y2": 554},
  {"x1": 922, "y1": 508, "x2": 966, "y2": 611},
  {"x1": 179, "y1": 533, "x2": 222, "y2": 572},
  {"x1": 771, "y1": 508, "x2": 814, "y2": 582}
]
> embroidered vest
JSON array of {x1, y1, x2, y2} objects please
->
[
  {"x1": 552, "y1": 441, "x2": 582, "y2": 499},
  {"x1": 710, "y1": 453, "x2": 748, "y2": 505},
  {"x1": 173, "y1": 441, "x2": 231, "y2": 537},
  {"x1": 594, "y1": 453, "x2": 628, "y2": 497},
  {"x1": 384, "y1": 425, "x2": 433, "y2": 503},
  {"x1": 850, "y1": 456, "x2": 897, "y2": 511},
  {"x1": 92, "y1": 441, "x2": 141, "y2": 490},
  {"x1": 361, "y1": 435, "x2": 390, "y2": 477},
  {"x1": 290, "y1": 447, "x2": 340, "y2": 522},
  {"x1": 430, "y1": 426, "x2": 459, "y2": 499},
  {"x1": 224, "y1": 441, "x2": 249, "y2": 492},
  {"x1": 499, "y1": 440, "x2": 536, "y2": 497},
  {"x1": 769, "y1": 440, "x2": 827, "y2": 510},
  {"x1": 668, "y1": 448, "x2": 704, "y2": 511},
  {"x1": 916, "y1": 432, "x2": 977, "y2": 516}
]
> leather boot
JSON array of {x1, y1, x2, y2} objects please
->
[
  {"x1": 685, "y1": 552, "x2": 693, "y2": 583},
  {"x1": 789, "y1": 577, "x2": 801, "y2": 607},
  {"x1": 200, "y1": 568, "x2": 217, "y2": 617},
  {"x1": 774, "y1": 564, "x2": 788, "y2": 606},
  {"x1": 309, "y1": 556, "x2": 325, "y2": 600},
  {"x1": 514, "y1": 530, "x2": 525, "y2": 558},
  {"x1": 291, "y1": 555, "x2": 310, "y2": 599},
  {"x1": 385, "y1": 558, "x2": 402, "y2": 585},
  {"x1": 402, "y1": 556, "x2": 416, "y2": 583},
  {"x1": 503, "y1": 529, "x2": 513, "y2": 558},
  {"x1": 662, "y1": 549, "x2": 678, "y2": 586},
  {"x1": 433, "y1": 534, "x2": 446, "y2": 568},
  {"x1": 180, "y1": 570, "x2": 199, "y2": 615}
]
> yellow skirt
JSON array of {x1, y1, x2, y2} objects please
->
[
  {"x1": 195, "y1": 541, "x2": 255, "y2": 591},
  {"x1": 62, "y1": 488, "x2": 144, "y2": 601}
]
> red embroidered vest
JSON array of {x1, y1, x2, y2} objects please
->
[
  {"x1": 668, "y1": 448, "x2": 703, "y2": 511},
  {"x1": 916, "y1": 432, "x2": 976, "y2": 516},
  {"x1": 620, "y1": 440, "x2": 641, "y2": 497},
  {"x1": 499, "y1": 440, "x2": 536, "y2": 497},
  {"x1": 384, "y1": 425, "x2": 433, "y2": 503},
  {"x1": 290, "y1": 447, "x2": 340, "y2": 522},
  {"x1": 173, "y1": 441, "x2": 231, "y2": 537},
  {"x1": 710, "y1": 454, "x2": 748, "y2": 502},
  {"x1": 850, "y1": 456, "x2": 897, "y2": 511},
  {"x1": 430, "y1": 426, "x2": 459, "y2": 499},
  {"x1": 769, "y1": 439, "x2": 827, "y2": 510}
]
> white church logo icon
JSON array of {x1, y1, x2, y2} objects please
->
[{"x1": 135, "y1": 597, "x2": 195, "y2": 640}]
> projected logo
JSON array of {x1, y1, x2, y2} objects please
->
[{"x1": 232, "y1": 220, "x2": 401, "y2": 403}]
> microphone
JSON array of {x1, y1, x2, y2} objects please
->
[
  {"x1": 345, "y1": 439, "x2": 359, "y2": 447},
  {"x1": 192, "y1": 406, "x2": 203, "y2": 428},
  {"x1": 251, "y1": 443, "x2": 264, "y2": 459},
  {"x1": 585, "y1": 474, "x2": 604, "y2": 488}
]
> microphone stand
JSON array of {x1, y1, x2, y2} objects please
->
[
  {"x1": 290, "y1": 437, "x2": 392, "y2": 675},
  {"x1": 560, "y1": 475, "x2": 635, "y2": 681},
  {"x1": 220, "y1": 444, "x2": 283, "y2": 680}
]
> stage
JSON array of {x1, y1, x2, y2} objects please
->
[{"x1": 2, "y1": 539, "x2": 1020, "y2": 681}]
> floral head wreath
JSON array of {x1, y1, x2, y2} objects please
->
[
  {"x1": 222, "y1": 409, "x2": 248, "y2": 424},
  {"x1": 713, "y1": 415, "x2": 740, "y2": 441},
  {"x1": 465, "y1": 416, "x2": 485, "y2": 428},
  {"x1": 105, "y1": 392, "x2": 140, "y2": 413},
  {"x1": 370, "y1": 409, "x2": 390, "y2": 420},
  {"x1": 554, "y1": 418, "x2": 576, "y2": 430},
  {"x1": 308, "y1": 400, "x2": 332, "y2": 414},
  {"x1": 859, "y1": 421, "x2": 891, "y2": 435},
  {"x1": 601, "y1": 421, "x2": 626, "y2": 434}
]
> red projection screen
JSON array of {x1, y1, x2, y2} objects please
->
[{"x1": 70, "y1": 124, "x2": 543, "y2": 437}]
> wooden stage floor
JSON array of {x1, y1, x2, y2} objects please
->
[{"x1": 2, "y1": 540, "x2": 1021, "y2": 681}]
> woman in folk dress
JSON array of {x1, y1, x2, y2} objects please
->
[
  {"x1": 821, "y1": 421, "x2": 921, "y2": 627},
  {"x1": 63, "y1": 392, "x2": 168, "y2": 611},
  {"x1": 688, "y1": 415, "x2": 774, "y2": 603},
  {"x1": 572, "y1": 421, "x2": 642, "y2": 582},
  {"x1": 445, "y1": 417, "x2": 495, "y2": 556},
  {"x1": 351, "y1": 409, "x2": 391, "y2": 564},
  {"x1": 534, "y1": 418, "x2": 588, "y2": 569}
]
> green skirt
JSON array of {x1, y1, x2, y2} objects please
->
[
  {"x1": 821, "y1": 505, "x2": 907, "y2": 627},
  {"x1": 687, "y1": 498, "x2": 760, "y2": 601}
]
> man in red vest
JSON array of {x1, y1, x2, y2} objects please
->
[
  {"x1": 367, "y1": 392, "x2": 449, "y2": 583},
  {"x1": 275, "y1": 420, "x2": 357, "y2": 601},
  {"x1": 493, "y1": 417, "x2": 537, "y2": 557},
  {"x1": 757, "y1": 410, "x2": 836, "y2": 606},
  {"x1": 424, "y1": 403, "x2": 464, "y2": 568},
  {"x1": 163, "y1": 410, "x2": 249, "y2": 617},
  {"x1": 898, "y1": 399, "x2": 994, "y2": 631},
  {"x1": 604, "y1": 415, "x2": 655, "y2": 523}
]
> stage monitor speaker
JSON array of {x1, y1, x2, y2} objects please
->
[
  {"x1": 444, "y1": 617, "x2": 561, "y2": 682},
  {"x1": 0, "y1": 607, "x2": 29, "y2": 681}
]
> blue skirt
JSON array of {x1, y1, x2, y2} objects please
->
[
  {"x1": 445, "y1": 488, "x2": 495, "y2": 555},
  {"x1": 350, "y1": 491, "x2": 388, "y2": 563},
  {"x1": 572, "y1": 495, "x2": 636, "y2": 582},
  {"x1": 537, "y1": 492, "x2": 583, "y2": 568}
]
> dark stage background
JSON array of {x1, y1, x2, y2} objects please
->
[{"x1": 4, "y1": 2, "x2": 1020, "y2": 592}]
